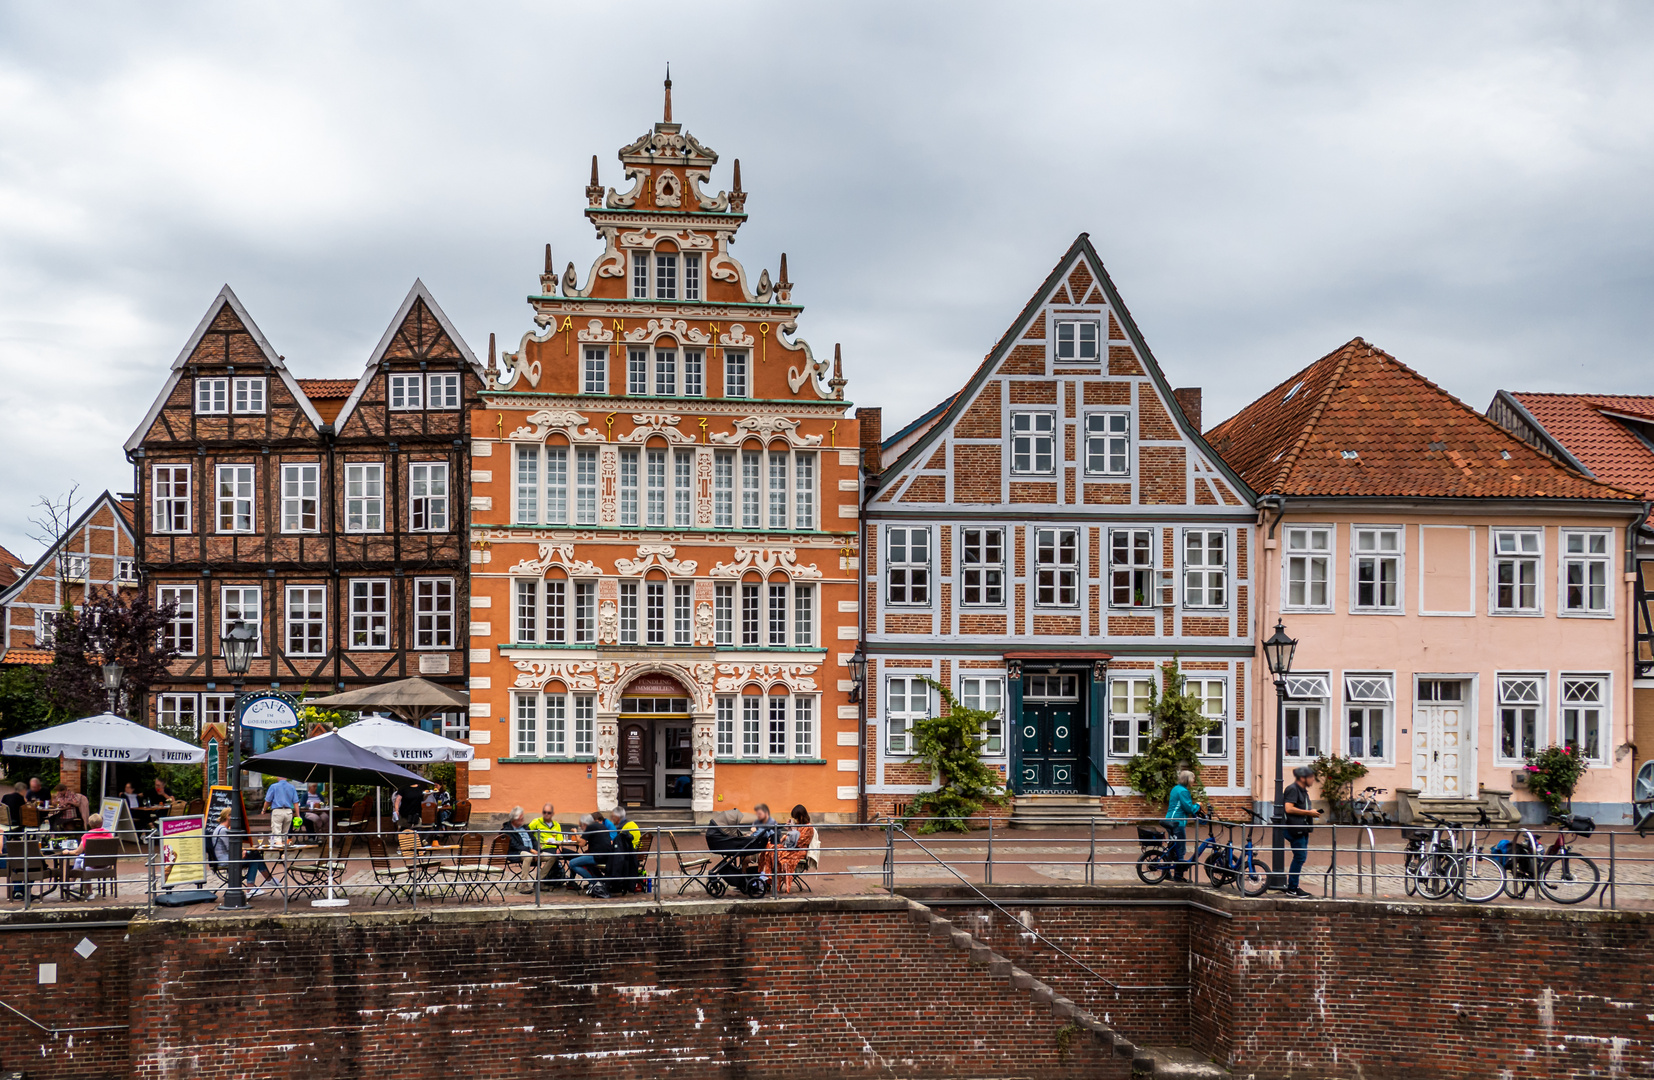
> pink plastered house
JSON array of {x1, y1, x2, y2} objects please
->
[{"x1": 1209, "y1": 339, "x2": 1643, "y2": 823}]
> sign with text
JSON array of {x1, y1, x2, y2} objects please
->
[
  {"x1": 205, "y1": 785, "x2": 248, "y2": 829},
  {"x1": 99, "y1": 797, "x2": 141, "y2": 848},
  {"x1": 161, "y1": 815, "x2": 207, "y2": 888},
  {"x1": 238, "y1": 691, "x2": 300, "y2": 731}
]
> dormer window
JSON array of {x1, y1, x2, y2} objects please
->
[{"x1": 1054, "y1": 320, "x2": 1099, "y2": 361}]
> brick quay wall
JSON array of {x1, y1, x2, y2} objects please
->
[{"x1": 3, "y1": 891, "x2": 1651, "y2": 1079}]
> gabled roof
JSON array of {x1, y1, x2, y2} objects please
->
[
  {"x1": 123, "y1": 285, "x2": 325, "y2": 451},
  {"x1": 334, "y1": 280, "x2": 483, "y2": 429},
  {"x1": 0, "y1": 648, "x2": 55, "y2": 666},
  {"x1": 871, "y1": 234, "x2": 1254, "y2": 500},
  {"x1": 1497, "y1": 392, "x2": 1654, "y2": 500},
  {"x1": 114, "y1": 499, "x2": 135, "y2": 530},
  {"x1": 1206, "y1": 338, "x2": 1639, "y2": 501},
  {"x1": 0, "y1": 490, "x2": 139, "y2": 605},
  {"x1": 0, "y1": 544, "x2": 27, "y2": 587}
]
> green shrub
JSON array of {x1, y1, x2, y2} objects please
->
[
  {"x1": 899, "y1": 678, "x2": 1007, "y2": 833},
  {"x1": 1123, "y1": 660, "x2": 1213, "y2": 810},
  {"x1": 1525, "y1": 745, "x2": 1586, "y2": 816},
  {"x1": 1310, "y1": 753, "x2": 1368, "y2": 822}
]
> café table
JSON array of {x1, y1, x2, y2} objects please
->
[
  {"x1": 416, "y1": 841, "x2": 462, "y2": 898},
  {"x1": 244, "y1": 839, "x2": 317, "y2": 893}
]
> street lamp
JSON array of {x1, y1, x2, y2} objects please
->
[
  {"x1": 846, "y1": 647, "x2": 867, "y2": 705},
  {"x1": 219, "y1": 621, "x2": 257, "y2": 910},
  {"x1": 1263, "y1": 620, "x2": 1298, "y2": 889},
  {"x1": 100, "y1": 662, "x2": 124, "y2": 716}
]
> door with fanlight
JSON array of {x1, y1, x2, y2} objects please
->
[
  {"x1": 1413, "y1": 679, "x2": 1469, "y2": 798},
  {"x1": 1018, "y1": 673, "x2": 1082, "y2": 794}
]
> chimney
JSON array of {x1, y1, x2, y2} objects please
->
[
  {"x1": 858, "y1": 407, "x2": 883, "y2": 474},
  {"x1": 1173, "y1": 388, "x2": 1203, "y2": 433}
]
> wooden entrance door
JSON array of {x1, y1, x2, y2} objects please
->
[
  {"x1": 618, "y1": 720, "x2": 654, "y2": 807},
  {"x1": 1412, "y1": 680, "x2": 1467, "y2": 798}
]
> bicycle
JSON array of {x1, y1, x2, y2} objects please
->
[
  {"x1": 1502, "y1": 813, "x2": 1599, "y2": 904},
  {"x1": 1406, "y1": 811, "x2": 1503, "y2": 903},
  {"x1": 1135, "y1": 815, "x2": 1205, "y2": 884},
  {"x1": 1202, "y1": 809, "x2": 1271, "y2": 897},
  {"x1": 1349, "y1": 786, "x2": 1394, "y2": 826}
]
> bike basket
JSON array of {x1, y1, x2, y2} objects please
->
[
  {"x1": 1136, "y1": 826, "x2": 1166, "y2": 850},
  {"x1": 1565, "y1": 815, "x2": 1596, "y2": 836}
]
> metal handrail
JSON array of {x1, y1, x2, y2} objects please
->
[{"x1": 0, "y1": 998, "x2": 128, "y2": 1034}]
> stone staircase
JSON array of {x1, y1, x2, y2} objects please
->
[
  {"x1": 1395, "y1": 787, "x2": 1519, "y2": 825},
  {"x1": 904, "y1": 896, "x2": 1228, "y2": 1078},
  {"x1": 1008, "y1": 794, "x2": 1107, "y2": 830},
  {"x1": 626, "y1": 807, "x2": 697, "y2": 828}
]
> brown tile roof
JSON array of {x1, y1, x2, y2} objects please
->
[
  {"x1": 297, "y1": 378, "x2": 356, "y2": 399},
  {"x1": 114, "y1": 498, "x2": 135, "y2": 529},
  {"x1": 0, "y1": 544, "x2": 25, "y2": 585},
  {"x1": 1206, "y1": 338, "x2": 1639, "y2": 501},
  {"x1": 1507, "y1": 393, "x2": 1654, "y2": 499},
  {"x1": 0, "y1": 648, "x2": 54, "y2": 666}
]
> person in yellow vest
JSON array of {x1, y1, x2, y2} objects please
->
[{"x1": 525, "y1": 803, "x2": 572, "y2": 891}]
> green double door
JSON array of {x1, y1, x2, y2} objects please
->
[{"x1": 1018, "y1": 700, "x2": 1081, "y2": 794}]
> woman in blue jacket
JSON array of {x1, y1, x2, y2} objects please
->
[{"x1": 1164, "y1": 770, "x2": 1202, "y2": 883}]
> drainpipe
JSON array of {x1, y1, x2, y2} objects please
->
[
  {"x1": 1256, "y1": 496, "x2": 1285, "y2": 809},
  {"x1": 1625, "y1": 502, "x2": 1651, "y2": 793}
]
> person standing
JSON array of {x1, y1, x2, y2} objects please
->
[
  {"x1": 1281, "y1": 765, "x2": 1321, "y2": 897},
  {"x1": 262, "y1": 776, "x2": 300, "y2": 836},
  {"x1": 1164, "y1": 770, "x2": 1202, "y2": 884}
]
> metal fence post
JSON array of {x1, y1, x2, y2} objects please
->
[
  {"x1": 1608, "y1": 830, "x2": 1617, "y2": 910},
  {"x1": 884, "y1": 819, "x2": 894, "y2": 894},
  {"x1": 1088, "y1": 817, "x2": 1096, "y2": 887},
  {"x1": 655, "y1": 826, "x2": 663, "y2": 908},
  {"x1": 1330, "y1": 824, "x2": 1338, "y2": 900},
  {"x1": 985, "y1": 816, "x2": 994, "y2": 886}
]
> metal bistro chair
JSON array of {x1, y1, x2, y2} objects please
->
[
  {"x1": 366, "y1": 836, "x2": 416, "y2": 906},
  {"x1": 448, "y1": 800, "x2": 472, "y2": 835},
  {"x1": 5, "y1": 834, "x2": 51, "y2": 902},
  {"x1": 19, "y1": 805, "x2": 43, "y2": 833},
  {"x1": 667, "y1": 831, "x2": 713, "y2": 896},
  {"x1": 452, "y1": 834, "x2": 511, "y2": 904},
  {"x1": 432, "y1": 832, "x2": 484, "y2": 901},
  {"x1": 338, "y1": 799, "x2": 371, "y2": 858},
  {"x1": 63, "y1": 838, "x2": 121, "y2": 901}
]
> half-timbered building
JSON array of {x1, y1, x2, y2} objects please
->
[
  {"x1": 860, "y1": 235, "x2": 1258, "y2": 820},
  {"x1": 468, "y1": 84, "x2": 860, "y2": 822},
  {"x1": 124, "y1": 282, "x2": 485, "y2": 741},
  {"x1": 0, "y1": 490, "x2": 137, "y2": 664}
]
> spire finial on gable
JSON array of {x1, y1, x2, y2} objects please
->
[
  {"x1": 730, "y1": 158, "x2": 746, "y2": 212},
  {"x1": 585, "y1": 155, "x2": 603, "y2": 207},
  {"x1": 828, "y1": 342, "x2": 847, "y2": 401},
  {"x1": 664, "y1": 64, "x2": 672, "y2": 123},
  {"x1": 544, "y1": 243, "x2": 553, "y2": 275},
  {"x1": 776, "y1": 253, "x2": 792, "y2": 302}
]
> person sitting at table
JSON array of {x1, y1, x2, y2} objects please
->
[
  {"x1": 424, "y1": 782, "x2": 454, "y2": 828},
  {"x1": 210, "y1": 807, "x2": 274, "y2": 898},
  {"x1": 2, "y1": 782, "x2": 25, "y2": 827},
  {"x1": 64, "y1": 813, "x2": 116, "y2": 869},
  {"x1": 48, "y1": 784, "x2": 89, "y2": 832},
  {"x1": 498, "y1": 807, "x2": 543, "y2": 893},
  {"x1": 528, "y1": 804, "x2": 570, "y2": 882},
  {"x1": 300, "y1": 783, "x2": 330, "y2": 835},
  {"x1": 121, "y1": 782, "x2": 141, "y2": 809},
  {"x1": 262, "y1": 776, "x2": 300, "y2": 836},
  {"x1": 608, "y1": 806, "x2": 642, "y2": 889},
  {"x1": 143, "y1": 778, "x2": 169, "y2": 808},
  {"x1": 757, "y1": 805, "x2": 815, "y2": 894},
  {"x1": 568, "y1": 812, "x2": 615, "y2": 899},
  {"x1": 26, "y1": 777, "x2": 47, "y2": 806}
]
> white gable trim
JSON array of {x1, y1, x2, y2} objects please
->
[{"x1": 334, "y1": 279, "x2": 483, "y2": 430}]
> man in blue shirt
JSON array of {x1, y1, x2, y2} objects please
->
[{"x1": 262, "y1": 777, "x2": 300, "y2": 836}]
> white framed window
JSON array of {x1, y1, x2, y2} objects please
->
[
  {"x1": 768, "y1": 451, "x2": 788, "y2": 530},
  {"x1": 546, "y1": 694, "x2": 567, "y2": 757},
  {"x1": 573, "y1": 582, "x2": 596, "y2": 644},
  {"x1": 574, "y1": 695, "x2": 594, "y2": 755},
  {"x1": 741, "y1": 696, "x2": 761, "y2": 757},
  {"x1": 768, "y1": 583, "x2": 787, "y2": 646},
  {"x1": 285, "y1": 586, "x2": 326, "y2": 656},
  {"x1": 714, "y1": 450, "x2": 735, "y2": 528},
  {"x1": 515, "y1": 579, "x2": 539, "y2": 644},
  {"x1": 1183, "y1": 530, "x2": 1226, "y2": 609},
  {"x1": 632, "y1": 251, "x2": 649, "y2": 299},
  {"x1": 646, "y1": 581, "x2": 667, "y2": 646},
  {"x1": 1496, "y1": 674, "x2": 1543, "y2": 763},
  {"x1": 1343, "y1": 673, "x2": 1392, "y2": 762},
  {"x1": 348, "y1": 578, "x2": 389, "y2": 649},
  {"x1": 201, "y1": 694, "x2": 235, "y2": 731},
  {"x1": 220, "y1": 586, "x2": 262, "y2": 656},
  {"x1": 654, "y1": 349, "x2": 677, "y2": 396},
  {"x1": 344, "y1": 463, "x2": 384, "y2": 533},
  {"x1": 741, "y1": 583, "x2": 760, "y2": 646},
  {"x1": 414, "y1": 578, "x2": 453, "y2": 649},
  {"x1": 427, "y1": 373, "x2": 461, "y2": 410},
  {"x1": 627, "y1": 348, "x2": 649, "y2": 396},
  {"x1": 961, "y1": 528, "x2": 1004, "y2": 606},
  {"x1": 215, "y1": 465, "x2": 254, "y2": 533},
  {"x1": 195, "y1": 378, "x2": 228, "y2": 414},
  {"x1": 960, "y1": 676, "x2": 1004, "y2": 754},
  {"x1": 545, "y1": 447, "x2": 568, "y2": 525},
  {"x1": 714, "y1": 583, "x2": 734, "y2": 646},
  {"x1": 158, "y1": 694, "x2": 199, "y2": 734},
  {"x1": 541, "y1": 579, "x2": 567, "y2": 643},
  {"x1": 1281, "y1": 674, "x2": 1330, "y2": 761},
  {"x1": 280, "y1": 463, "x2": 319, "y2": 533},
  {"x1": 516, "y1": 445, "x2": 539, "y2": 525},
  {"x1": 716, "y1": 696, "x2": 735, "y2": 756},
  {"x1": 741, "y1": 449, "x2": 761, "y2": 528},
  {"x1": 1054, "y1": 320, "x2": 1100, "y2": 361},
  {"x1": 886, "y1": 676, "x2": 931, "y2": 755},
  {"x1": 1560, "y1": 675, "x2": 1608, "y2": 765},
  {"x1": 793, "y1": 585, "x2": 814, "y2": 647},
  {"x1": 62, "y1": 555, "x2": 89, "y2": 581},
  {"x1": 619, "y1": 582, "x2": 638, "y2": 644},
  {"x1": 1492, "y1": 529, "x2": 1542, "y2": 614},
  {"x1": 158, "y1": 585, "x2": 197, "y2": 654},
  {"x1": 619, "y1": 449, "x2": 639, "y2": 526},
  {"x1": 514, "y1": 693, "x2": 539, "y2": 757},
  {"x1": 1011, "y1": 412, "x2": 1055, "y2": 474},
  {"x1": 646, "y1": 449, "x2": 667, "y2": 527},
  {"x1": 151, "y1": 465, "x2": 191, "y2": 533},
  {"x1": 583, "y1": 348, "x2": 607, "y2": 395},
  {"x1": 35, "y1": 608, "x2": 56, "y2": 648},
  {"x1": 1352, "y1": 527, "x2": 1402, "y2": 612},
  {"x1": 794, "y1": 452, "x2": 815, "y2": 530},
  {"x1": 1035, "y1": 528, "x2": 1078, "y2": 606},
  {"x1": 887, "y1": 527, "x2": 930, "y2": 605},
  {"x1": 683, "y1": 350, "x2": 704, "y2": 397},
  {"x1": 673, "y1": 583, "x2": 693, "y2": 646},
  {"x1": 232, "y1": 377, "x2": 266, "y2": 414},
  {"x1": 1284, "y1": 526, "x2": 1332, "y2": 610},
  {"x1": 1187, "y1": 678, "x2": 1228, "y2": 758},
  {"x1": 1109, "y1": 677, "x2": 1154, "y2": 757},
  {"x1": 410, "y1": 463, "x2": 449, "y2": 531},
  {"x1": 724, "y1": 351, "x2": 748, "y2": 398},
  {"x1": 1110, "y1": 529, "x2": 1154, "y2": 608},
  {"x1": 575, "y1": 448, "x2": 598, "y2": 526},
  {"x1": 116, "y1": 558, "x2": 136, "y2": 584},
  {"x1": 1561, "y1": 530, "x2": 1611, "y2": 615},
  {"x1": 389, "y1": 374, "x2": 423, "y2": 410},
  {"x1": 793, "y1": 696, "x2": 815, "y2": 758},
  {"x1": 684, "y1": 253, "x2": 701, "y2": 301},
  {"x1": 769, "y1": 695, "x2": 787, "y2": 757},
  {"x1": 1085, "y1": 412, "x2": 1129, "y2": 475},
  {"x1": 674, "y1": 450, "x2": 693, "y2": 528},
  {"x1": 655, "y1": 252, "x2": 677, "y2": 300}
]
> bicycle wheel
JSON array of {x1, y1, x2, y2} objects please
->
[
  {"x1": 1402, "y1": 849, "x2": 1422, "y2": 897},
  {"x1": 1136, "y1": 851, "x2": 1169, "y2": 885},
  {"x1": 1455, "y1": 850, "x2": 1506, "y2": 903},
  {"x1": 1414, "y1": 852, "x2": 1459, "y2": 900},
  {"x1": 1204, "y1": 849, "x2": 1238, "y2": 888},
  {"x1": 1238, "y1": 852, "x2": 1270, "y2": 897},
  {"x1": 1538, "y1": 853, "x2": 1600, "y2": 905}
]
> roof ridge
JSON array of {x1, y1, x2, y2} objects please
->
[{"x1": 1270, "y1": 339, "x2": 1361, "y2": 492}]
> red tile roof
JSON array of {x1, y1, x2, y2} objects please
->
[
  {"x1": 0, "y1": 648, "x2": 54, "y2": 666},
  {"x1": 1507, "y1": 393, "x2": 1654, "y2": 499},
  {"x1": 1206, "y1": 338, "x2": 1639, "y2": 501},
  {"x1": 114, "y1": 498, "x2": 135, "y2": 529},
  {"x1": 298, "y1": 378, "x2": 357, "y2": 399},
  {"x1": 0, "y1": 544, "x2": 25, "y2": 585}
]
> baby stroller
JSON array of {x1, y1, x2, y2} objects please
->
[{"x1": 704, "y1": 821, "x2": 770, "y2": 898}]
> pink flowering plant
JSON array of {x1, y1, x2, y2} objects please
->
[{"x1": 1524, "y1": 745, "x2": 1586, "y2": 816}]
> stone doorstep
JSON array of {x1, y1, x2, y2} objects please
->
[{"x1": 897, "y1": 895, "x2": 1228, "y2": 1077}]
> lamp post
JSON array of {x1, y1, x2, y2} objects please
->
[
  {"x1": 1262, "y1": 620, "x2": 1298, "y2": 888},
  {"x1": 846, "y1": 647, "x2": 866, "y2": 705},
  {"x1": 219, "y1": 621, "x2": 257, "y2": 910},
  {"x1": 98, "y1": 662, "x2": 124, "y2": 798}
]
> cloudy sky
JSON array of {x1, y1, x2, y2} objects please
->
[{"x1": 1, "y1": 2, "x2": 1651, "y2": 558}]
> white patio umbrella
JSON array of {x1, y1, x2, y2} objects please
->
[
  {"x1": 337, "y1": 716, "x2": 473, "y2": 834},
  {"x1": 2, "y1": 713, "x2": 205, "y2": 765}
]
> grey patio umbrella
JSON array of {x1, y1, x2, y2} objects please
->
[{"x1": 303, "y1": 677, "x2": 470, "y2": 723}]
